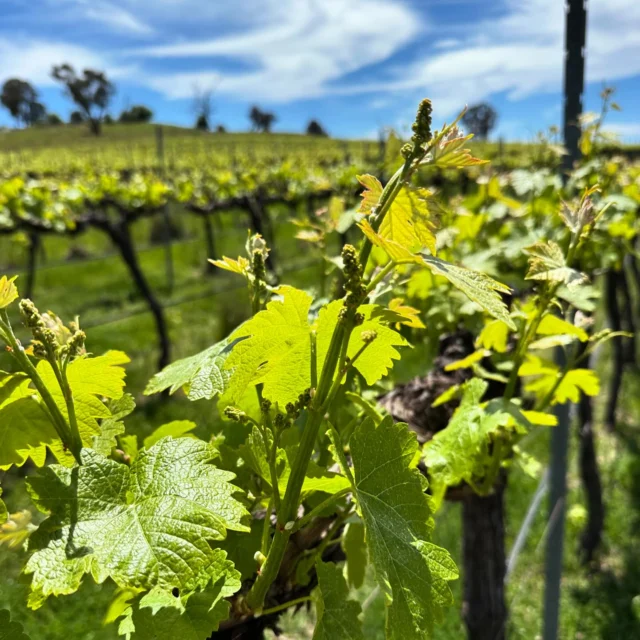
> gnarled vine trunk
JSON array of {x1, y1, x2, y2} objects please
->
[
  {"x1": 461, "y1": 478, "x2": 507, "y2": 640},
  {"x1": 104, "y1": 219, "x2": 171, "y2": 371}
]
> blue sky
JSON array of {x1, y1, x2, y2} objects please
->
[{"x1": 1, "y1": 0, "x2": 640, "y2": 140}]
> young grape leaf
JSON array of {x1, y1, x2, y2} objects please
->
[
  {"x1": 312, "y1": 560, "x2": 364, "y2": 640},
  {"x1": 536, "y1": 314, "x2": 588, "y2": 342},
  {"x1": 37, "y1": 351, "x2": 129, "y2": 464},
  {"x1": 421, "y1": 255, "x2": 516, "y2": 329},
  {"x1": 0, "y1": 609, "x2": 30, "y2": 640},
  {"x1": 521, "y1": 358, "x2": 600, "y2": 405},
  {"x1": 0, "y1": 509, "x2": 36, "y2": 550},
  {"x1": 316, "y1": 302, "x2": 408, "y2": 386},
  {"x1": 423, "y1": 379, "x2": 510, "y2": 489},
  {"x1": 476, "y1": 320, "x2": 510, "y2": 353},
  {"x1": 524, "y1": 241, "x2": 587, "y2": 287},
  {"x1": 357, "y1": 175, "x2": 383, "y2": 214},
  {"x1": 0, "y1": 374, "x2": 55, "y2": 469},
  {"x1": 25, "y1": 437, "x2": 249, "y2": 607},
  {"x1": 348, "y1": 416, "x2": 458, "y2": 639},
  {"x1": 341, "y1": 521, "x2": 367, "y2": 589},
  {"x1": 144, "y1": 336, "x2": 240, "y2": 401},
  {"x1": 444, "y1": 349, "x2": 487, "y2": 371},
  {"x1": 223, "y1": 286, "x2": 314, "y2": 407},
  {"x1": 93, "y1": 394, "x2": 136, "y2": 456},
  {"x1": 377, "y1": 185, "x2": 437, "y2": 256},
  {"x1": 0, "y1": 275, "x2": 18, "y2": 309},
  {"x1": 431, "y1": 130, "x2": 488, "y2": 168},
  {"x1": 143, "y1": 420, "x2": 196, "y2": 449}
]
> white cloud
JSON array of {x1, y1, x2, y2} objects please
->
[
  {"x1": 46, "y1": 0, "x2": 153, "y2": 35},
  {"x1": 603, "y1": 123, "x2": 640, "y2": 141},
  {"x1": 318, "y1": 0, "x2": 640, "y2": 117},
  {"x1": 0, "y1": 38, "x2": 135, "y2": 86},
  {"x1": 131, "y1": 0, "x2": 422, "y2": 101}
]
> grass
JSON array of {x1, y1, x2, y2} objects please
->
[{"x1": 1, "y1": 195, "x2": 640, "y2": 638}]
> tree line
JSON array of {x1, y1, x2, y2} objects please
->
[{"x1": 0, "y1": 64, "x2": 333, "y2": 138}]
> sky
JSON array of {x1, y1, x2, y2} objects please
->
[{"x1": 1, "y1": 0, "x2": 640, "y2": 141}]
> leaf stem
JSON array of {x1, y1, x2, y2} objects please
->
[
  {"x1": 291, "y1": 487, "x2": 351, "y2": 533},
  {"x1": 260, "y1": 596, "x2": 312, "y2": 617}
]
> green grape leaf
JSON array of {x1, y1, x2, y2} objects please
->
[
  {"x1": 316, "y1": 302, "x2": 408, "y2": 386},
  {"x1": 37, "y1": 351, "x2": 129, "y2": 464},
  {"x1": 93, "y1": 394, "x2": 136, "y2": 456},
  {"x1": 421, "y1": 255, "x2": 516, "y2": 329},
  {"x1": 348, "y1": 416, "x2": 458, "y2": 639},
  {"x1": 536, "y1": 314, "x2": 588, "y2": 342},
  {"x1": 0, "y1": 609, "x2": 30, "y2": 640},
  {"x1": 423, "y1": 379, "x2": 510, "y2": 489},
  {"x1": 312, "y1": 560, "x2": 364, "y2": 640},
  {"x1": 143, "y1": 421, "x2": 196, "y2": 450},
  {"x1": 0, "y1": 373, "x2": 55, "y2": 469},
  {"x1": 476, "y1": 320, "x2": 510, "y2": 353},
  {"x1": 444, "y1": 349, "x2": 487, "y2": 371},
  {"x1": 520, "y1": 357, "x2": 600, "y2": 405},
  {"x1": 0, "y1": 275, "x2": 19, "y2": 309},
  {"x1": 524, "y1": 241, "x2": 587, "y2": 287},
  {"x1": 223, "y1": 286, "x2": 314, "y2": 407},
  {"x1": 144, "y1": 337, "x2": 239, "y2": 401},
  {"x1": 342, "y1": 521, "x2": 367, "y2": 589},
  {"x1": 377, "y1": 185, "x2": 437, "y2": 256},
  {"x1": 121, "y1": 567, "x2": 239, "y2": 640},
  {"x1": 25, "y1": 437, "x2": 249, "y2": 606}
]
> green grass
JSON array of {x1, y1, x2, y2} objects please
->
[{"x1": 1, "y1": 206, "x2": 640, "y2": 638}]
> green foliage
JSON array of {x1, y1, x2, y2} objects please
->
[
  {"x1": 144, "y1": 337, "x2": 238, "y2": 401},
  {"x1": 312, "y1": 560, "x2": 364, "y2": 640},
  {"x1": 423, "y1": 379, "x2": 510, "y2": 493},
  {"x1": 143, "y1": 420, "x2": 196, "y2": 449},
  {"x1": 0, "y1": 609, "x2": 30, "y2": 640},
  {"x1": 25, "y1": 438, "x2": 247, "y2": 607},
  {"x1": 121, "y1": 576, "x2": 237, "y2": 639},
  {"x1": 341, "y1": 522, "x2": 367, "y2": 589},
  {"x1": 341, "y1": 417, "x2": 458, "y2": 639},
  {"x1": 0, "y1": 488, "x2": 7, "y2": 524}
]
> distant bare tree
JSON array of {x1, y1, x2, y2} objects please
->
[
  {"x1": 192, "y1": 85, "x2": 213, "y2": 131},
  {"x1": 51, "y1": 64, "x2": 115, "y2": 135},
  {"x1": 461, "y1": 103, "x2": 498, "y2": 141},
  {"x1": 249, "y1": 105, "x2": 276, "y2": 133}
]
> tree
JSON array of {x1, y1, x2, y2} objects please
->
[
  {"x1": 27, "y1": 102, "x2": 46, "y2": 126},
  {"x1": 51, "y1": 64, "x2": 115, "y2": 135},
  {"x1": 119, "y1": 105, "x2": 153, "y2": 123},
  {"x1": 192, "y1": 86, "x2": 212, "y2": 131},
  {"x1": 215, "y1": 124, "x2": 227, "y2": 133},
  {"x1": 249, "y1": 105, "x2": 277, "y2": 133},
  {"x1": 0, "y1": 79, "x2": 42, "y2": 127},
  {"x1": 306, "y1": 119, "x2": 328, "y2": 136},
  {"x1": 195, "y1": 113, "x2": 209, "y2": 131},
  {"x1": 461, "y1": 103, "x2": 498, "y2": 141},
  {"x1": 104, "y1": 114, "x2": 114, "y2": 125},
  {"x1": 69, "y1": 110, "x2": 85, "y2": 124},
  {"x1": 46, "y1": 113, "x2": 63, "y2": 126}
]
